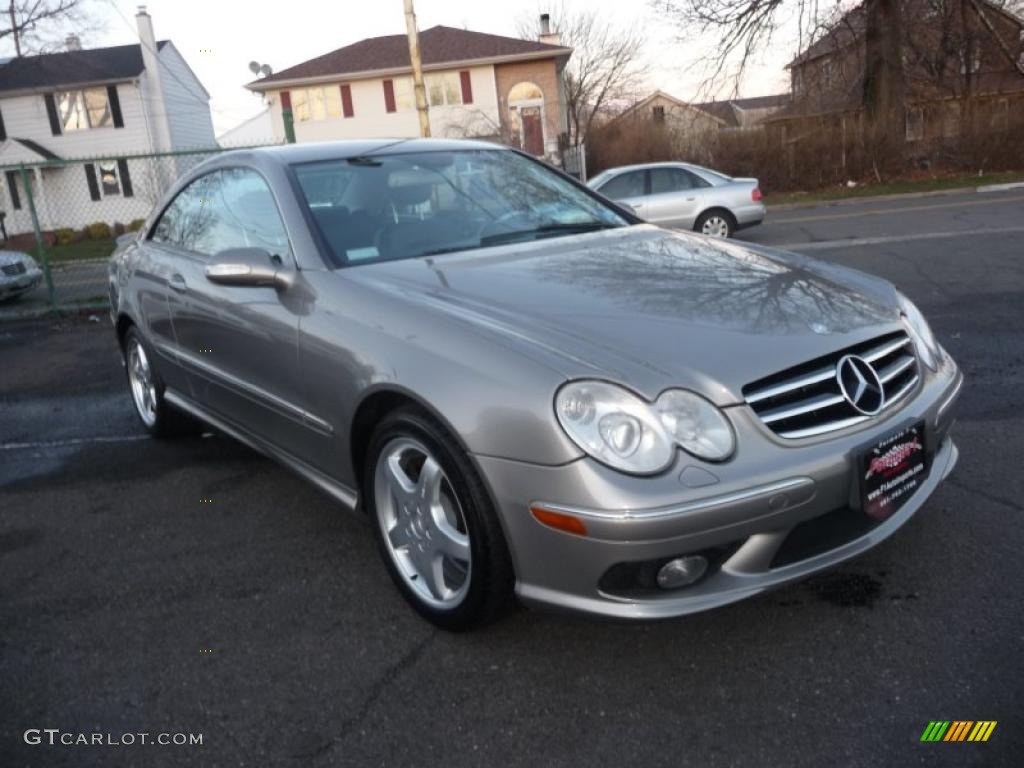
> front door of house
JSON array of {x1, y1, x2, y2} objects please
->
[{"x1": 520, "y1": 108, "x2": 544, "y2": 156}]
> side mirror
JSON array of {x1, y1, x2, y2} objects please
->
[
  {"x1": 205, "y1": 247, "x2": 293, "y2": 290},
  {"x1": 617, "y1": 202, "x2": 637, "y2": 216}
]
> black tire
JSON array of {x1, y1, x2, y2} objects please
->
[
  {"x1": 694, "y1": 209, "x2": 736, "y2": 238},
  {"x1": 122, "y1": 326, "x2": 201, "y2": 438},
  {"x1": 363, "y1": 405, "x2": 515, "y2": 631}
]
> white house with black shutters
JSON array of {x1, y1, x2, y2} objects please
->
[{"x1": 0, "y1": 6, "x2": 215, "y2": 237}]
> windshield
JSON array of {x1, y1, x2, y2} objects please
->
[{"x1": 292, "y1": 149, "x2": 629, "y2": 268}]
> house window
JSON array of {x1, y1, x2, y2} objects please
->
[
  {"x1": 84, "y1": 159, "x2": 133, "y2": 201},
  {"x1": 57, "y1": 87, "x2": 111, "y2": 131},
  {"x1": 822, "y1": 60, "x2": 836, "y2": 87},
  {"x1": 426, "y1": 72, "x2": 463, "y2": 106},
  {"x1": 393, "y1": 78, "x2": 415, "y2": 111},
  {"x1": 652, "y1": 105, "x2": 665, "y2": 122},
  {"x1": 508, "y1": 82, "x2": 543, "y2": 102},
  {"x1": 291, "y1": 87, "x2": 344, "y2": 122},
  {"x1": 99, "y1": 162, "x2": 120, "y2": 195},
  {"x1": 905, "y1": 107, "x2": 924, "y2": 141},
  {"x1": 959, "y1": 47, "x2": 981, "y2": 74}
]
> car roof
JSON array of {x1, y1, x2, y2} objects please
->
[
  {"x1": 597, "y1": 162, "x2": 700, "y2": 176},
  {"x1": 220, "y1": 138, "x2": 507, "y2": 166}
]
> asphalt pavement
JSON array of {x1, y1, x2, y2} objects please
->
[{"x1": 1, "y1": 188, "x2": 1022, "y2": 767}]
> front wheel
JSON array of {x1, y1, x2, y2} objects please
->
[
  {"x1": 364, "y1": 406, "x2": 514, "y2": 630},
  {"x1": 695, "y1": 210, "x2": 735, "y2": 238},
  {"x1": 123, "y1": 327, "x2": 200, "y2": 437}
]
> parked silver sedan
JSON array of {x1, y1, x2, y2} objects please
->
[
  {"x1": 109, "y1": 139, "x2": 960, "y2": 630},
  {"x1": 588, "y1": 161, "x2": 765, "y2": 237},
  {"x1": 0, "y1": 250, "x2": 43, "y2": 302}
]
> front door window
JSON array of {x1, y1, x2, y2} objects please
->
[{"x1": 508, "y1": 81, "x2": 545, "y2": 157}]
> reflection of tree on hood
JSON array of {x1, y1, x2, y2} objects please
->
[{"x1": 534, "y1": 232, "x2": 885, "y2": 334}]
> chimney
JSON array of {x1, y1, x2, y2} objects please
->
[
  {"x1": 135, "y1": 5, "x2": 172, "y2": 153},
  {"x1": 538, "y1": 13, "x2": 561, "y2": 46},
  {"x1": 136, "y1": 5, "x2": 157, "y2": 54},
  {"x1": 65, "y1": 34, "x2": 81, "y2": 51}
]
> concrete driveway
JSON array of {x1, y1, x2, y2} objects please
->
[{"x1": 2, "y1": 188, "x2": 1022, "y2": 767}]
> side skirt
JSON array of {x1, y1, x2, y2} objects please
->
[{"x1": 164, "y1": 388, "x2": 360, "y2": 512}]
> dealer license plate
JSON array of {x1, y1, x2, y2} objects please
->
[{"x1": 859, "y1": 422, "x2": 928, "y2": 521}]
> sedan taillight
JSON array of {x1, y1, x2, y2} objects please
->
[{"x1": 751, "y1": 187, "x2": 763, "y2": 202}]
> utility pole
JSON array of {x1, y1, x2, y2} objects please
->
[
  {"x1": 8, "y1": 3, "x2": 22, "y2": 57},
  {"x1": 403, "y1": 0, "x2": 431, "y2": 137}
]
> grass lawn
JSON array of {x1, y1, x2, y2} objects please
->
[
  {"x1": 766, "y1": 170, "x2": 1024, "y2": 207},
  {"x1": 35, "y1": 237, "x2": 116, "y2": 264}
]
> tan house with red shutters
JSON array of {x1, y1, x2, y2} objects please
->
[{"x1": 246, "y1": 24, "x2": 572, "y2": 161}]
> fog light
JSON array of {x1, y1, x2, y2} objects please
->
[{"x1": 657, "y1": 556, "x2": 708, "y2": 589}]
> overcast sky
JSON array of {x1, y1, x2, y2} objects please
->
[{"x1": 83, "y1": 0, "x2": 795, "y2": 134}]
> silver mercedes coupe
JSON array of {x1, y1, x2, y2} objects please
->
[{"x1": 108, "y1": 139, "x2": 962, "y2": 630}]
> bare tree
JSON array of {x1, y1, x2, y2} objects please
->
[
  {"x1": 516, "y1": 2, "x2": 648, "y2": 146},
  {"x1": 654, "y1": 0, "x2": 910, "y2": 143},
  {"x1": 2, "y1": 0, "x2": 96, "y2": 57}
]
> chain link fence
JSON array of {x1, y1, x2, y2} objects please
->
[{"x1": 0, "y1": 146, "x2": 271, "y2": 315}]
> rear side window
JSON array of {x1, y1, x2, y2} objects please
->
[
  {"x1": 151, "y1": 168, "x2": 290, "y2": 258},
  {"x1": 598, "y1": 171, "x2": 645, "y2": 200},
  {"x1": 650, "y1": 168, "x2": 706, "y2": 194}
]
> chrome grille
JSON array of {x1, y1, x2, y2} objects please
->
[
  {"x1": 743, "y1": 332, "x2": 920, "y2": 439},
  {"x1": 2, "y1": 261, "x2": 27, "y2": 276}
]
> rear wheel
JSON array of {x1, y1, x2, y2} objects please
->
[
  {"x1": 695, "y1": 209, "x2": 735, "y2": 238},
  {"x1": 364, "y1": 406, "x2": 514, "y2": 630},
  {"x1": 123, "y1": 327, "x2": 200, "y2": 437}
]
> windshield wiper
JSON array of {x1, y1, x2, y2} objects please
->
[
  {"x1": 417, "y1": 244, "x2": 476, "y2": 257},
  {"x1": 480, "y1": 221, "x2": 619, "y2": 246}
]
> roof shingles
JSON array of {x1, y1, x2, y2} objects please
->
[
  {"x1": 0, "y1": 41, "x2": 167, "y2": 93},
  {"x1": 252, "y1": 25, "x2": 569, "y2": 86}
]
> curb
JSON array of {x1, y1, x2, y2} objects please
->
[
  {"x1": 976, "y1": 181, "x2": 1024, "y2": 193},
  {"x1": 0, "y1": 303, "x2": 107, "y2": 322},
  {"x1": 767, "y1": 181, "x2": 1024, "y2": 211}
]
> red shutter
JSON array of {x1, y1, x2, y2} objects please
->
[
  {"x1": 459, "y1": 70, "x2": 473, "y2": 104},
  {"x1": 383, "y1": 79, "x2": 396, "y2": 113},
  {"x1": 280, "y1": 90, "x2": 292, "y2": 110},
  {"x1": 340, "y1": 84, "x2": 354, "y2": 117}
]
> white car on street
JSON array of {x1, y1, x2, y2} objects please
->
[
  {"x1": 588, "y1": 162, "x2": 765, "y2": 238},
  {"x1": 0, "y1": 250, "x2": 43, "y2": 302}
]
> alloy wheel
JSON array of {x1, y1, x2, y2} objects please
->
[
  {"x1": 701, "y1": 215, "x2": 731, "y2": 237},
  {"x1": 127, "y1": 338, "x2": 158, "y2": 427},
  {"x1": 373, "y1": 437, "x2": 472, "y2": 609}
]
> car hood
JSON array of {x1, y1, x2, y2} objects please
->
[
  {"x1": 0, "y1": 250, "x2": 32, "y2": 268},
  {"x1": 347, "y1": 226, "x2": 902, "y2": 404}
]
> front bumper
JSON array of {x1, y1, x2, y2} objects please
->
[
  {"x1": 0, "y1": 267, "x2": 42, "y2": 300},
  {"x1": 476, "y1": 355, "x2": 962, "y2": 619}
]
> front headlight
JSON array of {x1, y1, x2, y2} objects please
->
[
  {"x1": 898, "y1": 292, "x2": 942, "y2": 371},
  {"x1": 555, "y1": 381, "x2": 735, "y2": 474}
]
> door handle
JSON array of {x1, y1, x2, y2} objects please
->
[
  {"x1": 686, "y1": 197, "x2": 696, "y2": 202},
  {"x1": 169, "y1": 274, "x2": 187, "y2": 293}
]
